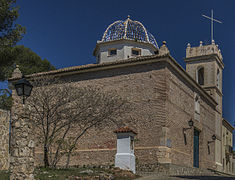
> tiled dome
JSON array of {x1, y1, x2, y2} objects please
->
[{"x1": 101, "y1": 16, "x2": 158, "y2": 49}]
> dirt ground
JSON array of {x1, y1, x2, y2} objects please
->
[{"x1": 137, "y1": 175, "x2": 235, "y2": 180}]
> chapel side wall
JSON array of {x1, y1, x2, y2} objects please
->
[
  {"x1": 0, "y1": 109, "x2": 10, "y2": 170},
  {"x1": 199, "y1": 96, "x2": 216, "y2": 169},
  {"x1": 166, "y1": 66, "x2": 216, "y2": 169},
  {"x1": 33, "y1": 62, "x2": 168, "y2": 167},
  {"x1": 165, "y1": 67, "x2": 194, "y2": 167}
]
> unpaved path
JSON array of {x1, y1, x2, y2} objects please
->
[{"x1": 136, "y1": 175, "x2": 235, "y2": 180}]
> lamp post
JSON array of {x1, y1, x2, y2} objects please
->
[
  {"x1": 10, "y1": 75, "x2": 34, "y2": 180},
  {"x1": 183, "y1": 119, "x2": 194, "y2": 145},
  {"x1": 183, "y1": 119, "x2": 194, "y2": 133},
  {"x1": 14, "y1": 76, "x2": 33, "y2": 104},
  {"x1": 207, "y1": 134, "x2": 216, "y2": 155},
  {"x1": 208, "y1": 134, "x2": 217, "y2": 145}
]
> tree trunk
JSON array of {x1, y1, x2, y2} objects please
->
[
  {"x1": 65, "y1": 127, "x2": 92, "y2": 168},
  {"x1": 65, "y1": 151, "x2": 71, "y2": 168},
  {"x1": 44, "y1": 145, "x2": 49, "y2": 167}
]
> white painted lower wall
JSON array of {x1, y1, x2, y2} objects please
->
[{"x1": 115, "y1": 153, "x2": 136, "y2": 173}]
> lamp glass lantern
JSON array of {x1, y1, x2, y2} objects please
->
[
  {"x1": 15, "y1": 77, "x2": 33, "y2": 104},
  {"x1": 212, "y1": 134, "x2": 216, "y2": 141},
  {"x1": 188, "y1": 119, "x2": 194, "y2": 127}
]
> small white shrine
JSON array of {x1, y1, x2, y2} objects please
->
[{"x1": 114, "y1": 126, "x2": 137, "y2": 173}]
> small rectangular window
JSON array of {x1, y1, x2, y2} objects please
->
[
  {"x1": 132, "y1": 48, "x2": 141, "y2": 56},
  {"x1": 154, "y1": 50, "x2": 159, "y2": 55},
  {"x1": 108, "y1": 49, "x2": 117, "y2": 56}
]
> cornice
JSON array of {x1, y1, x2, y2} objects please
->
[
  {"x1": 8, "y1": 54, "x2": 168, "y2": 82},
  {"x1": 222, "y1": 119, "x2": 234, "y2": 132},
  {"x1": 184, "y1": 54, "x2": 224, "y2": 69},
  {"x1": 202, "y1": 85, "x2": 223, "y2": 97}
]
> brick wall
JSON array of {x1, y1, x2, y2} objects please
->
[
  {"x1": 32, "y1": 62, "x2": 168, "y2": 166},
  {"x1": 12, "y1": 57, "x2": 217, "y2": 170},
  {"x1": 166, "y1": 65, "x2": 216, "y2": 169}
]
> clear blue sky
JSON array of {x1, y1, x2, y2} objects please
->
[{"x1": 13, "y1": 1, "x2": 234, "y2": 127}]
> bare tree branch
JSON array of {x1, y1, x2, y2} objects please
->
[{"x1": 27, "y1": 76, "x2": 130, "y2": 168}]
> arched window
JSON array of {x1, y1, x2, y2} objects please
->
[
  {"x1": 217, "y1": 69, "x2": 220, "y2": 89},
  {"x1": 197, "y1": 67, "x2": 204, "y2": 85}
]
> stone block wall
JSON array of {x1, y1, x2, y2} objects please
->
[
  {"x1": 166, "y1": 65, "x2": 216, "y2": 169},
  {"x1": 32, "y1": 62, "x2": 168, "y2": 167},
  {"x1": 67, "y1": 63, "x2": 167, "y2": 167},
  {"x1": 12, "y1": 56, "x2": 218, "y2": 171},
  {"x1": 10, "y1": 100, "x2": 35, "y2": 179},
  {"x1": 186, "y1": 43, "x2": 222, "y2": 60},
  {"x1": 0, "y1": 109, "x2": 10, "y2": 170},
  {"x1": 186, "y1": 61, "x2": 216, "y2": 87}
]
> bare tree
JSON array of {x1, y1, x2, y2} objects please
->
[{"x1": 28, "y1": 76, "x2": 129, "y2": 168}]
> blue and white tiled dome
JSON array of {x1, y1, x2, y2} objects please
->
[{"x1": 101, "y1": 16, "x2": 158, "y2": 49}]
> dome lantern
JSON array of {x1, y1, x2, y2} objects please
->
[
  {"x1": 101, "y1": 17, "x2": 158, "y2": 49},
  {"x1": 93, "y1": 17, "x2": 159, "y2": 64}
]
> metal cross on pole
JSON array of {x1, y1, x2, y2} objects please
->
[{"x1": 202, "y1": 9, "x2": 222, "y2": 44}]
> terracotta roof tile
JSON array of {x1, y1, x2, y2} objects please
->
[
  {"x1": 8, "y1": 54, "x2": 167, "y2": 81},
  {"x1": 114, "y1": 126, "x2": 137, "y2": 134}
]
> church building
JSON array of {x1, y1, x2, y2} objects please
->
[{"x1": 10, "y1": 17, "x2": 226, "y2": 173}]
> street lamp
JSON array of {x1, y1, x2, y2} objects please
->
[
  {"x1": 208, "y1": 134, "x2": 217, "y2": 154},
  {"x1": 183, "y1": 119, "x2": 194, "y2": 133},
  {"x1": 183, "y1": 119, "x2": 194, "y2": 145},
  {"x1": 11, "y1": 75, "x2": 34, "y2": 180},
  {"x1": 208, "y1": 134, "x2": 217, "y2": 145},
  {"x1": 14, "y1": 76, "x2": 33, "y2": 104}
]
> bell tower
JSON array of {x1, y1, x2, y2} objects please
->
[
  {"x1": 184, "y1": 40, "x2": 224, "y2": 110},
  {"x1": 184, "y1": 40, "x2": 224, "y2": 171}
]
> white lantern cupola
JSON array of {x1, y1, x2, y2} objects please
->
[{"x1": 93, "y1": 16, "x2": 159, "y2": 63}]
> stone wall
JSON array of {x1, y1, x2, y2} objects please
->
[
  {"x1": 222, "y1": 119, "x2": 234, "y2": 174},
  {"x1": 11, "y1": 56, "x2": 218, "y2": 171},
  {"x1": 166, "y1": 65, "x2": 216, "y2": 169},
  {"x1": 185, "y1": 42, "x2": 224, "y2": 170},
  {"x1": 10, "y1": 100, "x2": 35, "y2": 180},
  {"x1": 185, "y1": 42, "x2": 223, "y2": 60},
  {"x1": 0, "y1": 109, "x2": 10, "y2": 170},
  {"x1": 32, "y1": 62, "x2": 168, "y2": 166},
  {"x1": 137, "y1": 163, "x2": 215, "y2": 176}
]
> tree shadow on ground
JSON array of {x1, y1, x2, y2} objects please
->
[{"x1": 173, "y1": 176, "x2": 235, "y2": 180}]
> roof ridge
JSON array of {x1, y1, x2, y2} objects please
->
[{"x1": 8, "y1": 54, "x2": 167, "y2": 80}]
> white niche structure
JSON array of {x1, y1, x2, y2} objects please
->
[{"x1": 114, "y1": 127, "x2": 137, "y2": 174}]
